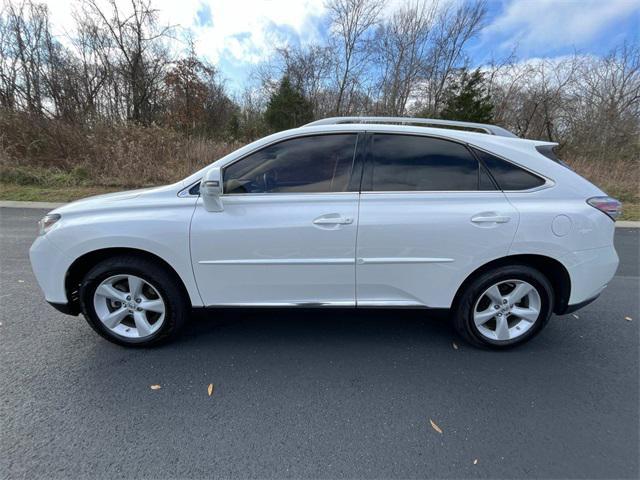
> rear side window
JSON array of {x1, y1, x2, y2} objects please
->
[
  {"x1": 472, "y1": 147, "x2": 546, "y2": 191},
  {"x1": 367, "y1": 134, "x2": 494, "y2": 191},
  {"x1": 536, "y1": 145, "x2": 573, "y2": 170},
  {"x1": 223, "y1": 134, "x2": 357, "y2": 194}
]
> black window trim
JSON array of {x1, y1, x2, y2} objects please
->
[{"x1": 361, "y1": 132, "x2": 504, "y2": 194}]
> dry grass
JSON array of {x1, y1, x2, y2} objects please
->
[
  {"x1": 0, "y1": 109, "x2": 240, "y2": 188},
  {"x1": 0, "y1": 183, "x2": 120, "y2": 202},
  {"x1": 566, "y1": 156, "x2": 639, "y2": 220}
]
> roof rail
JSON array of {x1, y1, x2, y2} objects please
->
[{"x1": 304, "y1": 116, "x2": 518, "y2": 138}]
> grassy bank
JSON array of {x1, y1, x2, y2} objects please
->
[{"x1": 0, "y1": 183, "x2": 121, "y2": 202}]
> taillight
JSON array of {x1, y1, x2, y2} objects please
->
[{"x1": 587, "y1": 196, "x2": 622, "y2": 221}]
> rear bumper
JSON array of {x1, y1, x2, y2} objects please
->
[
  {"x1": 562, "y1": 245, "x2": 618, "y2": 306},
  {"x1": 562, "y1": 293, "x2": 601, "y2": 315}
]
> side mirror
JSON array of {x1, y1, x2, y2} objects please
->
[{"x1": 201, "y1": 166, "x2": 224, "y2": 212}]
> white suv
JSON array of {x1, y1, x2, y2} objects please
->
[{"x1": 30, "y1": 117, "x2": 621, "y2": 348}]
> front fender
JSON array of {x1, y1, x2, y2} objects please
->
[{"x1": 41, "y1": 201, "x2": 203, "y2": 307}]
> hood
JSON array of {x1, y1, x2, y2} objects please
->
[{"x1": 51, "y1": 184, "x2": 178, "y2": 216}]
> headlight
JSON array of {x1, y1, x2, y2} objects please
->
[{"x1": 38, "y1": 214, "x2": 61, "y2": 235}]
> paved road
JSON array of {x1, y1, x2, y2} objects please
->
[{"x1": 1, "y1": 207, "x2": 638, "y2": 479}]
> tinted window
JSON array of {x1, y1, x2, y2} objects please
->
[
  {"x1": 473, "y1": 148, "x2": 546, "y2": 190},
  {"x1": 536, "y1": 145, "x2": 573, "y2": 171},
  {"x1": 223, "y1": 134, "x2": 357, "y2": 194},
  {"x1": 479, "y1": 163, "x2": 497, "y2": 190},
  {"x1": 368, "y1": 134, "x2": 490, "y2": 191}
]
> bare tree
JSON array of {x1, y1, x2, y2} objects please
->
[
  {"x1": 277, "y1": 45, "x2": 335, "y2": 118},
  {"x1": 81, "y1": 0, "x2": 174, "y2": 124},
  {"x1": 373, "y1": 0, "x2": 436, "y2": 115},
  {"x1": 326, "y1": 0, "x2": 384, "y2": 115},
  {"x1": 567, "y1": 43, "x2": 640, "y2": 161},
  {"x1": 417, "y1": 0, "x2": 487, "y2": 116},
  {"x1": 0, "y1": 0, "x2": 50, "y2": 114}
]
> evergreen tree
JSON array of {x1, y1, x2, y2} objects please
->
[
  {"x1": 264, "y1": 76, "x2": 313, "y2": 132},
  {"x1": 439, "y1": 68, "x2": 494, "y2": 123}
]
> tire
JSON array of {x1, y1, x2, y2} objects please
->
[
  {"x1": 452, "y1": 264, "x2": 554, "y2": 349},
  {"x1": 79, "y1": 255, "x2": 189, "y2": 347}
]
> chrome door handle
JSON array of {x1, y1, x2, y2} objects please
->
[
  {"x1": 471, "y1": 215, "x2": 511, "y2": 224},
  {"x1": 313, "y1": 216, "x2": 353, "y2": 225}
]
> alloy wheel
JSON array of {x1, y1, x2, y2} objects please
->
[
  {"x1": 93, "y1": 274, "x2": 165, "y2": 339},
  {"x1": 473, "y1": 279, "x2": 542, "y2": 341}
]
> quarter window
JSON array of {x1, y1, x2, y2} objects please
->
[
  {"x1": 367, "y1": 134, "x2": 492, "y2": 191},
  {"x1": 472, "y1": 147, "x2": 546, "y2": 190},
  {"x1": 223, "y1": 134, "x2": 357, "y2": 194}
]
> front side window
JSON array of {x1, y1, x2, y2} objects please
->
[
  {"x1": 223, "y1": 134, "x2": 357, "y2": 194},
  {"x1": 472, "y1": 147, "x2": 546, "y2": 190},
  {"x1": 366, "y1": 134, "x2": 492, "y2": 191}
]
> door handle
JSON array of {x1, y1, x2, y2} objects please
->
[
  {"x1": 313, "y1": 216, "x2": 353, "y2": 225},
  {"x1": 471, "y1": 214, "x2": 511, "y2": 224}
]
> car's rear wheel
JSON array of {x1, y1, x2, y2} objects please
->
[
  {"x1": 79, "y1": 255, "x2": 188, "y2": 346},
  {"x1": 452, "y1": 265, "x2": 554, "y2": 348}
]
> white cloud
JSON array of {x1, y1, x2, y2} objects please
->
[
  {"x1": 483, "y1": 0, "x2": 639, "y2": 53},
  {"x1": 40, "y1": 0, "x2": 326, "y2": 64}
]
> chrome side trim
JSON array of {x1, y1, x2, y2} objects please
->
[
  {"x1": 198, "y1": 258, "x2": 355, "y2": 265},
  {"x1": 356, "y1": 300, "x2": 428, "y2": 308},
  {"x1": 203, "y1": 301, "x2": 433, "y2": 308},
  {"x1": 209, "y1": 301, "x2": 356, "y2": 307},
  {"x1": 357, "y1": 257, "x2": 454, "y2": 265}
]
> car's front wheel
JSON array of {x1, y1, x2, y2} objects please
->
[
  {"x1": 79, "y1": 255, "x2": 188, "y2": 346},
  {"x1": 452, "y1": 265, "x2": 554, "y2": 348}
]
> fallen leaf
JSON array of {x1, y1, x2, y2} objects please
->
[
  {"x1": 572, "y1": 314, "x2": 579, "y2": 319},
  {"x1": 473, "y1": 459, "x2": 478, "y2": 465},
  {"x1": 625, "y1": 316, "x2": 633, "y2": 321},
  {"x1": 429, "y1": 419, "x2": 443, "y2": 434},
  {"x1": 452, "y1": 341, "x2": 459, "y2": 350},
  {"x1": 150, "y1": 384, "x2": 161, "y2": 390},
  {"x1": 208, "y1": 383, "x2": 214, "y2": 396},
  {"x1": 18, "y1": 280, "x2": 24, "y2": 283}
]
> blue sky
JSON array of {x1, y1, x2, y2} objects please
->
[{"x1": 45, "y1": 0, "x2": 640, "y2": 93}]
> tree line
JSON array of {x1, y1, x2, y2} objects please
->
[{"x1": 1, "y1": 0, "x2": 638, "y2": 164}]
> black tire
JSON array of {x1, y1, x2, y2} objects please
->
[
  {"x1": 452, "y1": 264, "x2": 554, "y2": 349},
  {"x1": 79, "y1": 255, "x2": 189, "y2": 347}
]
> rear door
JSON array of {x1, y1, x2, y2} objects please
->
[
  {"x1": 355, "y1": 133, "x2": 519, "y2": 308},
  {"x1": 190, "y1": 133, "x2": 363, "y2": 306}
]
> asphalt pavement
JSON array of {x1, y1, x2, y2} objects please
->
[{"x1": 1, "y1": 207, "x2": 638, "y2": 479}]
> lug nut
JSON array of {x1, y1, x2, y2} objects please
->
[
  {"x1": 502, "y1": 299, "x2": 508, "y2": 304},
  {"x1": 126, "y1": 295, "x2": 131, "y2": 301},
  {"x1": 135, "y1": 298, "x2": 141, "y2": 303},
  {"x1": 494, "y1": 305, "x2": 500, "y2": 310},
  {"x1": 136, "y1": 307, "x2": 142, "y2": 311},
  {"x1": 497, "y1": 313, "x2": 502, "y2": 317}
]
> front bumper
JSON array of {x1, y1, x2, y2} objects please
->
[
  {"x1": 47, "y1": 301, "x2": 80, "y2": 316},
  {"x1": 29, "y1": 235, "x2": 70, "y2": 305}
]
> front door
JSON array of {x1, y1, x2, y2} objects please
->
[
  {"x1": 190, "y1": 133, "x2": 362, "y2": 306},
  {"x1": 355, "y1": 133, "x2": 519, "y2": 308}
]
